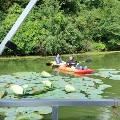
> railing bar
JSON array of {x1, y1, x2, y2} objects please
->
[
  {"x1": 0, "y1": 99, "x2": 120, "y2": 107},
  {"x1": 52, "y1": 106, "x2": 58, "y2": 120}
]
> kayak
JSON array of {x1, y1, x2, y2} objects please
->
[{"x1": 55, "y1": 66, "x2": 93, "y2": 74}]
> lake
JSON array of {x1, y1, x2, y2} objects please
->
[{"x1": 0, "y1": 52, "x2": 120, "y2": 120}]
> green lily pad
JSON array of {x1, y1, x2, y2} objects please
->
[
  {"x1": 5, "y1": 108, "x2": 17, "y2": 116},
  {"x1": 28, "y1": 88, "x2": 45, "y2": 95},
  {"x1": 109, "y1": 75, "x2": 120, "y2": 80},
  {"x1": 99, "y1": 84, "x2": 112, "y2": 88},
  {"x1": 98, "y1": 68, "x2": 116, "y2": 71},
  {"x1": 0, "y1": 87, "x2": 6, "y2": 98},
  {"x1": 38, "y1": 106, "x2": 52, "y2": 114},
  {"x1": 5, "y1": 116, "x2": 16, "y2": 120},
  {"x1": 88, "y1": 94, "x2": 102, "y2": 99},
  {"x1": 17, "y1": 113, "x2": 43, "y2": 120},
  {"x1": 67, "y1": 93, "x2": 86, "y2": 99},
  {"x1": 86, "y1": 89, "x2": 103, "y2": 95}
]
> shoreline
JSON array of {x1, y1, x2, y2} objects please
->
[{"x1": 0, "y1": 51, "x2": 120, "y2": 60}]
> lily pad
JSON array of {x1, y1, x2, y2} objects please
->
[
  {"x1": 17, "y1": 113, "x2": 43, "y2": 120},
  {"x1": 5, "y1": 108, "x2": 17, "y2": 116},
  {"x1": 67, "y1": 93, "x2": 86, "y2": 99},
  {"x1": 88, "y1": 94, "x2": 102, "y2": 99},
  {"x1": 97, "y1": 68, "x2": 116, "y2": 71},
  {"x1": 38, "y1": 106, "x2": 52, "y2": 114},
  {"x1": 109, "y1": 75, "x2": 120, "y2": 80},
  {"x1": 86, "y1": 89, "x2": 103, "y2": 95},
  {"x1": 0, "y1": 87, "x2": 6, "y2": 98},
  {"x1": 99, "y1": 84, "x2": 112, "y2": 88},
  {"x1": 5, "y1": 116, "x2": 16, "y2": 120}
]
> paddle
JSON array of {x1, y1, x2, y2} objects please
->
[
  {"x1": 51, "y1": 59, "x2": 92, "y2": 69},
  {"x1": 81, "y1": 59, "x2": 92, "y2": 63},
  {"x1": 46, "y1": 63, "x2": 53, "y2": 66}
]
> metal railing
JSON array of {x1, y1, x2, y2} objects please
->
[{"x1": 0, "y1": 98, "x2": 119, "y2": 120}]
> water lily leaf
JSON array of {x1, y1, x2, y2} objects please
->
[
  {"x1": 109, "y1": 75, "x2": 120, "y2": 80},
  {"x1": 34, "y1": 94, "x2": 45, "y2": 98},
  {"x1": 13, "y1": 72, "x2": 38, "y2": 76},
  {"x1": 0, "y1": 83, "x2": 8, "y2": 87},
  {"x1": 50, "y1": 75, "x2": 62, "y2": 79},
  {"x1": 13, "y1": 80, "x2": 28, "y2": 85},
  {"x1": 17, "y1": 113, "x2": 43, "y2": 120},
  {"x1": 99, "y1": 84, "x2": 112, "y2": 88},
  {"x1": 76, "y1": 85, "x2": 87, "y2": 91},
  {"x1": 98, "y1": 72, "x2": 112, "y2": 77},
  {"x1": 38, "y1": 106, "x2": 52, "y2": 114},
  {"x1": 16, "y1": 115, "x2": 29, "y2": 120},
  {"x1": 82, "y1": 81, "x2": 95, "y2": 87},
  {"x1": 0, "y1": 87, "x2": 6, "y2": 98},
  {"x1": 86, "y1": 89, "x2": 103, "y2": 95},
  {"x1": 67, "y1": 93, "x2": 86, "y2": 99},
  {"x1": 5, "y1": 108, "x2": 17, "y2": 116},
  {"x1": 29, "y1": 79, "x2": 42, "y2": 84},
  {"x1": 16, "y1": 107, "x2": 35, "y2": 114},
  {"x1": 88, "y1": 94, "x2": 102, "y2": 99},
  {"x1": 82, "y1": 77, "x2": 94, "y2": 80},
  {"x1": 94, "y1": 79, "x2": 103, "y2": 84},
  {"x1": 98, "y1": 68, "x2": 116, "y2": 71},
  {"x1": 28, "y1": 85, "x2": 46, "y2": 95},
  {"x1": 4, "y1": 94, "x2": 18, "y2": 99},
  {"x1": 16, "y1": 106, "x2": 49, "y2": 115},
  {"x1": 5, "y1": 116, "x2": 16, "y2": 120},
  {"x1": 51, "y1": 93, "x2": 67, "y2": 98}
]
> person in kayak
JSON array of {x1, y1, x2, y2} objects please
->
[
  {"x1": 55, "y1": 53, "x2": 62, "y2": 64},
  {"x1": 66, "y1": 55, "x2": 77, "y2": 67},
  {"x1": 54, "y1": 53, "x2": 66, "y2": 66},
  {"x1": 66, "y1": 55, "x2": 87, "y2": 70}
]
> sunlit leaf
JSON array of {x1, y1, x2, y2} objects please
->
[{"x1": 41, "y1": 71, "x2": 52, "y2": 78}]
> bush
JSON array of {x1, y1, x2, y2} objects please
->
[{"x1": 93, "y1": 42, "x2": 106, "y2": 51}]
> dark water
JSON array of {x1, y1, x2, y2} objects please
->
[{"x1": 0, "y1": 52, "x2": 120, "y2": 120}]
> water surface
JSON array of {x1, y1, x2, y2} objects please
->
[{"x1": 0, "y1": 52, "x2": 120, "y2": 120}]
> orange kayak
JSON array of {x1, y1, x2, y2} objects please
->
[{"x1": 55, "y1": 66, "x2": 93, "y2": 74}]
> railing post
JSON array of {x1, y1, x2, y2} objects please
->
[
  {"x1": 52, "y1": 106, "x2": 58, "y2": 120},
  {"x1": 0, "y1": 0, "x2": 38, "y2": 55}
]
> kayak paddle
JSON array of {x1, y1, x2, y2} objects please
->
[
  {"x1": 46, "y1": 63, "x2": 53, "y2": 66},
  {"x1": 81, "y1": 59, "x2": 92, "y2": 63}
]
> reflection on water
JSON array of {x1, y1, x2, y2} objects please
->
[{"x1": 0, "y1": 52, "x2": 120, "y2": 120}]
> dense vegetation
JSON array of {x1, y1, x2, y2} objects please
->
[{"x1": 0, "y1": 0, "x2": 120, "y2": 55}]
